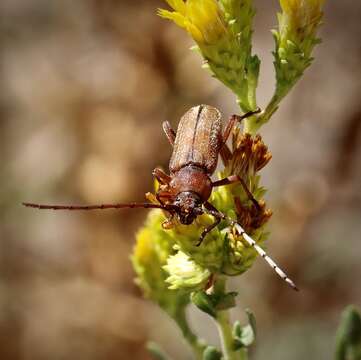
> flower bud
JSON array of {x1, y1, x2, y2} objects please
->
[
  {"x1": 273, "y1": 0, "x2": 326, "y2": 96},
  {"x1": 159, "y1": 0, "x2": 227, "y2": 44},
  {"x1": 159, "y1": 0, "x2": 260, "y2": 113},
  {"x1": 164, "y1": 251, "x2": 211, "y2": 291}
]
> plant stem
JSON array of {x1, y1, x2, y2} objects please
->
[
  {"x1": 239, "y1": 75, "x2": 259, "y2": 136},
  {"x1": 214, "y1": 277, "x2": 248, "y2": 360},
  {"x1": 217, "y1": 310, "x2": 238, "y2": 360},
  {"x1": 173, "y1": 309, "x2": 205, "y2": 360},
  {"x1": 260, "y1": 91, "x2": 284, "y2": 124},
  {"x1": 246, "y1": 84, "x2": 294, "y2": 135}
]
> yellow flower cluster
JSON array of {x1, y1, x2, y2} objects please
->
[
  {"x1": 132, "y1": 210, "x2": 175, "y2": 301},
  {"x1": 159, "y1": 0, "x2": 227, "y2": 44},
  {"x1": 279, "y1": 0, "x2": 325, "y2": 42}
]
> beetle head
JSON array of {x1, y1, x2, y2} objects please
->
[{"x1": 174, "y1": 191, "x2": 203, "y2": 225}]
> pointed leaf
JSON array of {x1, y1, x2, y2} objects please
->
[
  {"x1": 232, "y1": 310, "x2": 257, "y2": 349},
  {"x1": 203, "y1": 346, "x2": 222, "y2": 360},
  {"x1": 335, "y1": 305, "x2": 361, "y2": 360},
  {"x1": 215, "y1": 291, "x2": 238, "y2": 311},
  {"x1": 191, "y1": 291, "x2": 216, "y2": 318},
  {"x1": 246, "y1": 308, "x2": 257, "y2": 338}
]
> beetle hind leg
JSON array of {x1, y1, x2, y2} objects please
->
[{"x1": 221, "y1": 108, "x2": 261, "y2": 144}]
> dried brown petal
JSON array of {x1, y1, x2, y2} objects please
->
[
  {"x1": 234, "y1": 196, "x2": 272, "y2": 234},
  {"x1": 229, "y1": 133, "x2": 272, "y2": 176}
]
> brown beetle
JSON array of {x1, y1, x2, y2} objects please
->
[
  {"x1": 23, "y1": 105, "x2": 298, "y2": 290},
  {"x1": 152, "y1": 105, "x2": 261, "y2": 242}
]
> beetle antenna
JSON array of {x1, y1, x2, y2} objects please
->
[
  {"x1": 226, "y1": 219, "x2": 299, "y2": 291},
  {"x1": 22, "y1": 202, "x2": 177, "y2": 212}
]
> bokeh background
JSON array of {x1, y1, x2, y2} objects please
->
[{"x1": 1, "y1": 0, "x2": 360, "y2": 359}]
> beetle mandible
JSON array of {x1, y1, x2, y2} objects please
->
[{"x1": 23, "y1": 105, "x2": 298, "y2": 290}]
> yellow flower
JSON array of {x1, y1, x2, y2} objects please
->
[
  {"x1": 159, "y1": 0, "x2": 227, "y2": 44},
  {"x1": 131, "y1": 210, "x2": 175, "y2": 300},
  {"x1": 133, "y1": 227, "x2": 153, "y2": 263}
]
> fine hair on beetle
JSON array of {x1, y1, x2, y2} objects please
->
[{"x1": 23, "y1": 105, "x2": 298, "y2": 291}]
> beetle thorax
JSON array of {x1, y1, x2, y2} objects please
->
[{"x1": 170, "y1": 165, "x2": 212, "y2": 202}]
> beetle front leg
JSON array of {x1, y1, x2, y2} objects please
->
[
  {"x1": 196, "y1": 216, "x2": 221, "y2": 246},
  {"x1": 196, "y1": 202, "x2": 224, "y2": 246},
  {"x1": 156, "y1": 190, "x2": 172, "y2": 205},
  {"x1": 153, "y1": 187, "x2": 175, "y2": 228},
  {"x1": 162, "y1": 121, "x2": 176, "y2": 146},
  {"x1": 162, "y1": 212, "x2": 176, "y2": 229},
  {"x1": 153, "y1": 169, "x2": 173, "y2": 205},
  {"x1": 152, "y1": 167, "x2": 171, "y2": 185}
]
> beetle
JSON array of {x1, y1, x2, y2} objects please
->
[
  {"x1": 23, "y1": 105, "x2": 298, "y2": 290},
  {"x1": 151, "y1": 105, "x2": 263, "y2": 240}
]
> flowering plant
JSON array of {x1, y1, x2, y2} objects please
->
[{"x1": 132, "y1": 1, "x2": 326, "y2": 359}]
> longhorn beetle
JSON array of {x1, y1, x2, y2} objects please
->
[{"x1": 23, "y1": 105, "x2": 298, "y2": 291}]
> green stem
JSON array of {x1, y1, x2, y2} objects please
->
[
  {"x1": 250, "y1": 78, "x2": 300, "y2": 134},
  {"x1": 173, "y1": 309, "x2": 205, "y2": 360},
  {"x1": 244, "y1": 87, "x2": 287, "y2": 135},
  {"x1": 261, "y1": 89, "x2": 286, "y2": 124},
  {"x1": 214, "y1": 278, "x2": 247, "y2": 360},
  {"x1": 217, "y1": 310, "x2": 241, "y2": 360},
  {"x1": 240, "y1": 74, "x2": 258, "y2": 136},
  {"x1": 243, "y1": 113, "x2": 260, "y2": 135}
]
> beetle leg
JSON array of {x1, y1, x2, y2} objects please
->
[
  {"x1": 152, "y1": 167, "x2": 171, "y2": 185},
  {"x1": 162, "y1": 121, "x2": 176, "y2": 146},
  {"x1": 162, "y1": 213, "x2": 176, "y2": 229},
  {"x1": 220, "y1": 143, "x2": 232, "y2": 167},
  {"x1": 196, "y1": 202, "x2": 224, "y2": 246},
  {"x1": 156, "y1": 190, "x2": 172, "y2": 205},
  {"x1": 204, "y1": 201, "x2": 228, "y2": 221},
  {"x1": 152, "y1": 188, "x2": 176, "y2": 227},
  {"x1": 222, "y1": 114, "x2": 242, "y2": 144},
  {"x1": 196, "y1": 215, "x2": 221, "y2": 246},
  {"x1": 222, "y1": 108, "x2": 261, "y2": 144},
  {"x1": 212, "y1": 175, "x2": 261, "y2": 211}
]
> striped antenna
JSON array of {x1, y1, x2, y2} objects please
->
[{"x1": 232, "y1": 222, "x2": 299, "y2": 291}]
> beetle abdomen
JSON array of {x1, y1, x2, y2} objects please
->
[{"x1": 169, "y1": 105, "x2": 222, "y2": 174}]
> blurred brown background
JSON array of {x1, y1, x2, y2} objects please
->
[{"x1": 1, "y1": 0, "x2": 360, "y2": 359}]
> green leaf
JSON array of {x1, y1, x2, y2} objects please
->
[
  {"x1": 203, "y1": 346, "x2": 222, "y2": 360},
  {"x1": 335, "y1": 305, "x2": 361, "y2": 360},
  {"x1": 245, "y1": 309, "x2": 257, "y2": 338},
  {"x1": 191, "y1": 291, "x2": 217, "y2": 318},
  {"x1": 232, "y1": 310, "x2": 257, "y2": 350},
  {"x1": 191, "y1": 288, "x2": 239, "y2": 317},
  {"x1": 146, "y1": 341, "x2": 172, "y2": 360},
  {"x1": 215, "y1": 291, "x2": 238, "y2": 311}
]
